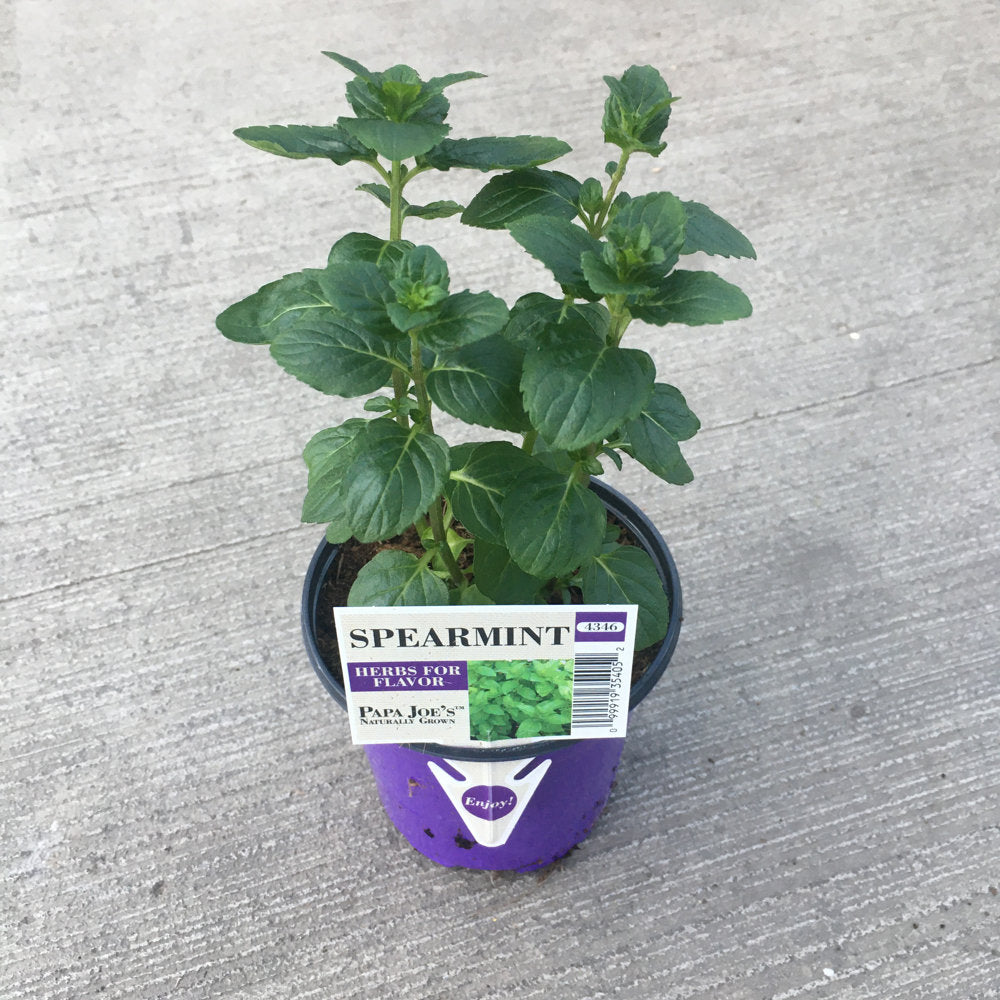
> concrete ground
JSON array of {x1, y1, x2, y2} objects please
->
[{"x1": 3, "y1": 1, "x2": 999, "y2": 997}]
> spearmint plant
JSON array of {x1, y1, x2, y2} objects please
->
[{"x1": 217, "y1": 53, "x2": 755, "y2": 651}]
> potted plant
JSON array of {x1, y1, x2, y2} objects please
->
[{"x1": 217, "y1": 52, "x2": 754, "y2": 871}]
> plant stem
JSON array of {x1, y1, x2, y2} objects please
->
[
  {"x1": 521, "y1": 429, "x2": 538, "y2": 454},
  {"x1": 607, "y1": 296, "x2": 632, "y2": 345},
  {"x1": 407, "y1": 330, "x2": 465, "y2": 587},
  {"x1": 391, "y1": 369, "x2": 410, "y2": 427},
  {"x1": 427, "y1": 499, "x2": 465, "y2": 587},
  {"x1": 409, "y1": 332, "x2": 433, "y2": 434},
  {"x1": 593, "y1": 149, "x2": 631, "y2": 235},
  {"x1": 389, "y1": 160, "x2": 405, "y2": 241}
]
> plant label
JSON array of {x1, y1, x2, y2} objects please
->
[{"x1": 334, "y1": 604, "x2": 638, "y2": 746}]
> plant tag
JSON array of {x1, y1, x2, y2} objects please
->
[{"x1": 334, "y1": 604, "x2": 638, "y2": 746}]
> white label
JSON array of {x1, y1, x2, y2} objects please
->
[{"x1": 334, "y1": 605, "x2": 637, "y2": 746}]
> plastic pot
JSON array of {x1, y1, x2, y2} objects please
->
[{"x1": 301, "y1": 479, "x2": 682, "y2": 872}]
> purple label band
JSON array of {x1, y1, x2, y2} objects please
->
[
  {"x1": 575, "y1": 611, "x2": 629, "y2": 643},
  {"x1": 347, "y1": 660, "x2": 468, "y2": 693},
  {"x1": 461, "y1": 785, "x2": 518, "y2": 821}
]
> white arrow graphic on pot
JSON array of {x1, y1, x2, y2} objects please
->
[{"x1": 426, "y1": 757, "x2": 552, "y2": 848}]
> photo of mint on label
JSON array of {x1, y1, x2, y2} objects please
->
[{"x1": 467, "y1": 658, "x2": 574, "y2": 741}]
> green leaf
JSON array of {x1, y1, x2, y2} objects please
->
[
  {"x1": 337, "y1": 117, "x2": 449, "y2": 160},
  {"x1": 324, "y1": 54, "x2": 478, "y2": 125},
  {"x1": 456, "y1": 585, "x2": 495, "y2": 605},
  {"x1": 216, "y1": 270, "x2": 330, "y2": 345},
  {"x1": 620, "y1": 384, "x2": 698, "y2": 485},
  {"x1": 446, "y1": 442, "x2": 536, "y2": 544},
  {"x1": 347, "y1": 76, "x2": 451, "y2": 126},
  {"x1": 644, "y1": 383, "x2": 700, "y2": 441},
  {"x1": 415, "y1": 291, "x2": 509, "y2": 353},
  {"x1": 327, "y1": 233, "x2": 414, "y2": 270},
  {"x1": 321, "y1": 51, "x2": 373, "y2": 80},
  {"x1": 630, "y1": 270, "x2": 752, "y2": 325},
  {"x1": 339, "y1": 420, "x2": 450, "y2": 541},
  {"x1": 461, "y1": 168, "x2": 581, "y2": 229},
  {"x1": 681, "y1": 201, "x2": 756, "y2": 259},
  {"x1": 502, "y1": 294, "x2": 609, "y2": 349},
  {"x1": 316, "y1": 261, "x2": 398, "y2": 340},
  {"x1": 506, "y1": 216, "x2": 603, "y2": 300},
  {"x1": 579, "y1": 545, "x2": 669, "y2": 649},
  {"x1": 502, "y1": 468, "x2": 605, "y2": 579},
  {"x1": 356, "y1": 184, "x2": 462, "y2": 220},
  {"x1": 602, "y1": 65, "x2": 678, "y2": 156},
  {"x1": 269, "y1": 319, "x2": 399, "y2": 396},
  {"x1": 356, "y1": 182, "x2": 392, "y2": 207},
  {"x1": 427, "y1": 335, "x2": 528, "y2": 432},
  {"x1": 386, "y1": 245, "x2": 451, "y2": 332},
  {"x1": 348, "y1": 550, "x2": 450, "y2": 606},
  {"x1": 233, "y1": 124, "x2": 371, "y2": 164},
  {"x1": 423, "y1": 136, "x2": 571, "y2": 172},
  {"x1": 301, "y1": 420, "x2": 368, "y2": 538},
  {"x1": 613, "y1": 191, "x2": 687, "y2": 264},
  {"x1": 424, "y1": 70, "x2": 487, "y2": 92},
  {"x1": 521, "y1": 341, "x2": 654, "y2": 450},
  {"x1": 580, "y1": 253, "x2": 657, "y2": 295},
  {"x1": 472, "y1": 539, "x2": 545, "y2": 604},
  {"x1": 405, "y1": 200, "x2": 464, "y2": 220}
]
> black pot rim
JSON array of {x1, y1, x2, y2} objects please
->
[{"x1": 300, "y1": 478, "x2": 683, "y2": 762}]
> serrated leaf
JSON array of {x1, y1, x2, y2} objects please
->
[
  {"x1": 269, "y1": 319, "x2": 399, "y2": 397},
  {"x1": 356, "y1": 184, "x2": 462, "y2": 221},
  {"x1": 446, "y1": 442, "x2": 536, "y2": 544},
  {"x1": 621, "y1": 384, "x2": 697, "y2": 485},
  {"x1": 386, "y1": 245, "x2": 451, "y2": 332},
  {"x1": 423, "y1": 70, "x2": 486, "y2": 92},
  {"x1": 338, "y1": 117, "x2": 449, "y2": 160},
  {"x1": 422, "y1": 136, "x2": 571, "y2": 172},
  {"x1": 427, "y1": 335, "x2": 528, "y2": 432},
  {"x1": 325, "y1": 54, "x2": 474, "y2": 125},
  {"x1": 681, "y1": 201, "x2": 757, "y2": 259},
  {"x1": 322, "y1": 51, "x2": 373, "y2": 80},
  {"x1": 315, "y1": 261, "x2": 398, "y2": 340},
  {"x1": 327, "y1": 233, "x2": 414, "y2": 270},
  {"x1": 301, "y1": 419, "x2": 368, "y2": 536},
  {"x1": 339, "y1": 421, "x2": 450, "y2": 541},
  {"x1": 579, "y1": 545, "x2": 669, "y2": 648},
  {"x1": 506, "y1": 216, "x2": 603, "y2": 300},
  {"x1": 348, "y1": 550, "x2": 450, "y2": 607},
  {"x1": 602, "y1": 65, "x2": 677, "y2": 155},
  {"x1": 233, "y1": 124, "x2": 371, "y2": 164},
  {"x1": 473, "y1": 538, "x2": 546, "y2": 604},
  {"x1": 405, "y1": 200, "x2": 464, "y2": 220},
  {"x1": 521, "y1": 341, "x2": 654, "y2": 450},
  {"x1": 502, "y1": 294, "x2": 609, "y2": 349},
  {"x1": 580, "y1": 252, "x2": 658, "y2": 295},
  {"x1": 216, "y1": 270, "x2": 331, "y2": 345},
  {"x1": 630, "y1": 270, "x2": 752, "y2": 325},
  {"x1": 502, "y1": 468, "x2": 605, "y2": 579},
  {"x1": 356, "y1": 182, "x2": 392, "y2": 207},
  {"x1": 416, "y1": 290, "x2": 508, "y2": 352},
  {"x1": 462, "y1": 169, "x2": 582, "y2": 230},
  {"x1": 613, "y1": 191, "x2": 687, "y2": 263}
]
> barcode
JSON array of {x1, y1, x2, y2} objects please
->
[{"x1": 571, "y1": 654, "x2": 618, "y2": 728}]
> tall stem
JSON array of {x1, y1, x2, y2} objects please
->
[
  {"x1": 409, "y1": 331, "x2": 465, "y2": 587},
  {"x1": 593, "y1": 149, "x2": 631, "y2": 235},
  {"x1": 389, "y1": 160, "x2": 405, "y2": 241},
  {"x1": 388, "y1": 160, "x2": 409, "y2": 420}
]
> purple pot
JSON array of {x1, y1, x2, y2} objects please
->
[{"x1": 301, "y1": 480, "x2": 682, "y2": 872}]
